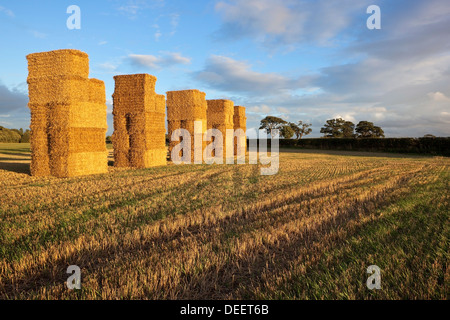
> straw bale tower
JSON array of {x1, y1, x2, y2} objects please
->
[
  {"x1": 233, "y1": 106, "x2": 247, "y2": 155},
  {"x1": 26, "y1": 49, "x2": 108, "y2": 177},
  {"x1": 206, "y1": 99, "x2": 234, "y2": 161},
  {"x1": 112, "y1": 74, "x2": 166, "y2": 168},
  {"x1": 166, "y1": 90, "x2": 208, "y2": 163}
]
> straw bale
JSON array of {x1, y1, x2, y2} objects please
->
[
  {"x1": 66, "y1": 151, "x2": 108, "y2": 177},
  {"x1": 166, "y1": 90, "x2": 207, "y2": 121},
  {"x1": 233, "y1": 106, "x2": 247, "y2": 155},
  {"x1": 29, "y1": 127, "x2": 50, "y2": 176},
  {"x1": 26, "y1": 49, "x2": 89, "y2": 80},
  {"x1": 28, "y1": 75, "x2": 91, "y2": 105},
  {"x1": 68, "y1": 128, "x2": 108, "y2": 153},
  {"x1": 166, "y1": 90, "x2": 208, "y2": 162},
  {"x1": 89, "y1": 78, "x2": 106, "y2": 104},
  {"x1": 206, "y1": 99, "x2": 235, "y2": 160},
  {"x1": 112, "y1": 74, "x2": 166, "y2": 168},
  {"x1": 27, "y1": 49, "x2": 108, "y2": 178}
]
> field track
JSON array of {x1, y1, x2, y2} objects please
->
[{"x1": 0, "y1": 144, "x2": 448, "y2": 299}]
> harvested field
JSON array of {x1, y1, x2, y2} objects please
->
[{"x1": 0, "y1": 143, "x2": 448, "y2": 299}]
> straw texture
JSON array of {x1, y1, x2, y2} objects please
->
[
  {"x1": 207, "y1": 99, "x2": 234, "y2": 159},
  {"x1": 166, "y1": 90, "x2": 208, "y2": 162},
  {"x1": 27, "y1": 49, "x2": 108, "y2": 177},
  {"x1": 112, "y1": 74, "x2": 166, "y2": 168},
  {"x1": 233, "y1": 106, "x2": 247, "y2": 154}
]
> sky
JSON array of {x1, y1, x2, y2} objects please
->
[{"x1": 0, "y1": 0, "x2": 449, "y2": 137}]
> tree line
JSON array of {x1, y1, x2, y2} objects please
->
[
  {"x1": 259, "y1": 116, "x2": 385, "y2": 139},
  {"x1": 0, "y1": 127, "x2": 30, "y2": 143}
]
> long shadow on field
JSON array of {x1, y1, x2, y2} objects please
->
[
  {"x1": 0, "y1": 168, "x2": 417, "y2": 299},
  {"x1": 165, "y1": 175, "x2": 416, "y2": 299},
  {"x1": 0, "y1": 160, "x2": 30, "y2": 174}
]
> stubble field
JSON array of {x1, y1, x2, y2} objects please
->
[{"x1": 0, "y1": 143, "x2": 448, "y2": 299}]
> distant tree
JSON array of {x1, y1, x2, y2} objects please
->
[
  {"x1": 106, "y1": 135, "x2": 112, "y2": 144},
  {"x1": 259, "y1": 116, "x2": 287, "y2": 138},
  {"x1": 423, "y1": 134, "x2": 436, "y2": 138},
  {"x1": 320, "y1": 118, "x2": 355, "y2": 138},
  {"x1": 11, "y1": 129, "x2": 22, "y2": 136},
  {"x1": 280, "y1": 125, "x2": 295, "y2": 139},
  {"x1": 0, "y1": 126, "x2": 21, "y2": 143},
  {"x1": 20, "y1": 129, "x2": 31, "y2": 143},
  {"x1": 290, "y1": 121, "x2": 312, "y2": 139},
  {"x1": 355, "y1": 121, "x2": 385, "y2": 138}
]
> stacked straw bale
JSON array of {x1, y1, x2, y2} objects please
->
[
  {"x1": 233, "y1": 106, "x2": 247, "y2": 155},
  {"x1": 206, "y1": 99, "x2": 234, "y2": 160},
  {"x1": 27, "y1": 49, "x2": 108, "y2": 177},
  {"x1": 166, "y1": 90, "x2": 207, "y2": 163},
  {"x1": 112, "y1": 74, "x2": 166, "y2": 168}
]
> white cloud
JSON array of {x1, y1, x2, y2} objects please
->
[
  {"x1": 99, "y1": 62, "x2": 118, "y2": 72},
  {"x1": 277, "y1": 107, "x2": 289, "y2": 114},
  {"x1": 169, "y1": 13, "x2": 179, "y2": 35},
  {"x1": 98, "y1": 41, "x2": 108, "y2": 46},
  {"x1": 129, "y1": 52, "x2": 191, "y2": 69},
  {"x1": 30, "y1": 30, "x2": 47, "y2": 39},
  {"x1": 195, "y1": 55, "x2": 314, "y2": 94},
  {"x1": 0, "y1": 6, "x2": 14, "y2": 17},
  {"x1": 248, "y1": 105, "x2": 271, "y2": 113},
  {"x1": 116, "y1": 0, "x2": 164, "y2": 19},
  {"x1": 214, "y1": 0, "x2": 371, "y2": 47},
  {"x1": 428, "y1": 91, "x2": 450, "y2": 102}
]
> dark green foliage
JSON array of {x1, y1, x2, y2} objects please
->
[
  {"x1": 270, "y1": 137, "x2": 450, "y2": 156},
  {"x1": 20, "y1": 130, "x2": 31, "y2": 143},
  {"x1": 320, "y1": 118, "x2": 355, "y2": 138},
  {"x1": 0, "y1": 126, "x2": 22, "y2": 143},
  {"x1": 280, "y1": 125, "x2": 294, "y2": 139},
  {"x1": 259, "y1": 116, "x2": 287, "y2": 138},
  {"x1": 290, "y1": 121, "x2": 312, "y2": 139},
  {"x1": 355, "y1": 121, "x2": 385, "y2": 138}
]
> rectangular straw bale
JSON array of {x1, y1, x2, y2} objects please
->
[
  {"x1": 68, "y1": 128, "x2": 107, "y2": 153},
  {"x1": 30, "y1": 127, "x2": 50, "y2": 176},
  {"x1": 27, "y1": 49, "x2": 108, "y2": 178},
  {"x1": 26, "y1": 49, "x2": 89, "y2": 80},
  {"x1": 233, "y1": 106, "x2": 247, "y2": 155},
  {"x1": 29, "y1": 103, "x2": 48, "y2": 128},
  {"x1": 112, "y1": 73, "x2": 166, "y2": 168},
  {"x1": 28, "y1": 76, "x2": 90, "y2": 105},
  {"x1": 166, "y1": 90, "x2": 207, "y2": 162},
  {"x1": 166, "y1": 89, "x2": 207, "y2": 121},
  {"x1": 67, "y1": 151, "x2": 108, "y2": 177},
  {"x1": 207, "y1": 99, "x2": 235, "y2": 159},
  {"x1": 89, "y1": 78, "x2": 106, "y2": 104},
  {"x1": 155, "y1": 94, "x2": 166, "y2": 114},
  {"x1": 144, "y1": 149, "x2": 167, "y2": 167}
]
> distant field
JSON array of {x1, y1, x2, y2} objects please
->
[{"x1": 0, "y1": 144, "x2": 448, "y2": 299}]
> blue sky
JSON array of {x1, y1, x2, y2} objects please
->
[{"x1": 0, "y1": 0, "x2": 449, "y2": 137}]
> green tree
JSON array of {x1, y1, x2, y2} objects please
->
[
  {"x1": 355, "y1": 121, "x2": 385, "y2": 138},
  {"x1": 0, "y1": 126, "x2": 22, "y2": 143},
  {"x1": 20, "y1": 129, "x2": 31, "y2": 143},
  {"x1": 320, "y1": 118, "x2": 355, "y2": 138},
  {"x1": 280, "y1": 125, "x2": 295, "y2": 139},
  {"x1": 259, "y1": 116, "x2": 287, "y2": 138},
  {"x1": 290, "y1": 121, "x2": 312, "y2": 139}
]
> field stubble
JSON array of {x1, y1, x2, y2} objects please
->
[{"x1": 0, "y1": 145, "x2": 448, "y2": 299}]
